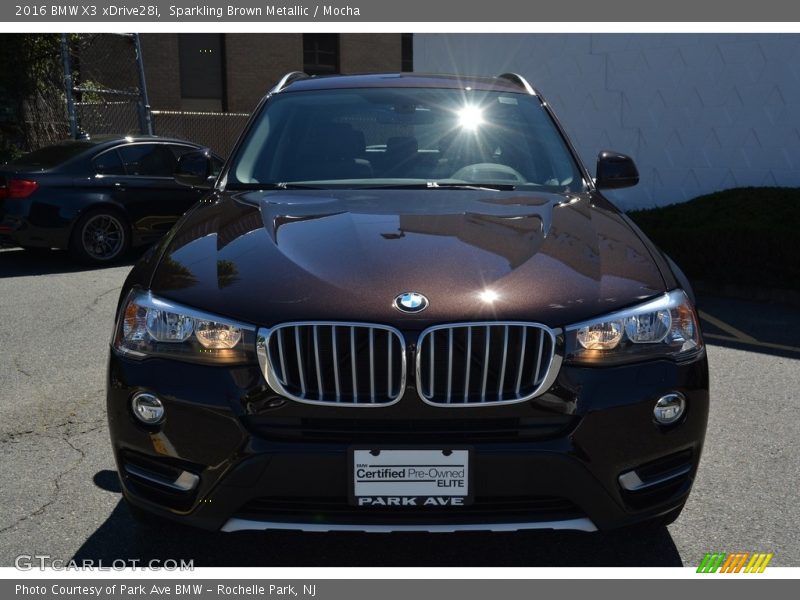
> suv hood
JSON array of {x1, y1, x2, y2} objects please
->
[{"x1": 149, "y1": 190, "x2": 667, "y2": 329}]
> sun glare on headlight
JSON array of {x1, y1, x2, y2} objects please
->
[
  {"x1": 113, "y1": 290, "x2": 256, "y2": 364},
  {"x1": 567, "y1": 290, "x2": 702, "y2": 364}
]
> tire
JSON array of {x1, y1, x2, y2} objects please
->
[{"x1": 70, "y1": 208, "x2": 130, "y2": 265}]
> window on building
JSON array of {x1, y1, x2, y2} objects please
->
[
  {"x1": 303, "y1": 34, "x2": 339, "y2": 75},
  {"x1": 401, "y1": 34, "x2": 413, "y2": 72},
  {"x1": 178, "y1": 34, "x2": 226, "y2": 111}
]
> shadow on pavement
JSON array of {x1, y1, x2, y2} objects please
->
[
  {"x1": 78, "y1": 472, "x2": 682, "y2": 567},
  {"x1": 0, "y1": 247, "x2": 142, "y2": 278},
  {"x1": 696, "y1": 294, "x2": 800, "y2": 360}
]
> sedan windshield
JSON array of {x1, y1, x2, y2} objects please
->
[{"x1": 228, "y1": 87, "x2": 586, "y2": 192}]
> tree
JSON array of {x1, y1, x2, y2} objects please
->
[{"x1": 0, "y1": 34, "x2": 67, "y2": 162}]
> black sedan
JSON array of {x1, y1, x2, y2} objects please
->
[{"x1": 0, "y1": 135, "x2": 221, "y2": 264}]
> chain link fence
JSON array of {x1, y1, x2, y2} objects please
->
[
  {"x1": 67, "y1": 33, "x2": 148, "y2": 137},
  {"x1": 1, "y1": 33, "x2": 250, "y2": 160},
  {"x1": 151, "y1": 110, "x2": 250, "y2": 158}
]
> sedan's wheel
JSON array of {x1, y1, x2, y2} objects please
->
[{"x1": 71, "y1": 210, "x2": 129, "y2": 264}]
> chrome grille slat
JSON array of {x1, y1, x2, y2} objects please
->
[
  {"x1": 313, "y1": 325, "x2": 323, "y2": 398},
  {"x1": 276, "y1": 329, "x2": 288, "y2": 385},
  {"x1": 480, "y1": 326, "x2": 491, "y2": 402},
  {"x1": 417, "y1": 322, "x2": 556, "y2": 406},
  {"x1": 429, "y1": 332, "x2": 435, "y2": 398},
  {"x1": 533, "y1": 329, "x2": 544, "y2": 385},
  {"x1": 350, "y1": 326, "x2": 358, "y2": 401},
  {"x1": 387, "y1": 330, "x2": 393, "y2": 399},
  {"x1": 294, "y1": 327, "x2": 306, "y2": 397},
  {"x1": 446, "y1": 328, "x2": 454, "y2": 404},
  {"x1": 332, "y1": 326, "x2": 341, "y2": 402},
  {"x1": 463, "y1": 326, "x2": 472, "y2": 403},
  {"x1": 497, "y1": 325, "x2": 509, "y2": 400},
  {"x1": 369, "y1": 329, "x2": 375, "y2": 403},
  {"x1": 515, "y1": 327, "x2": 527, "y2": 397},
  {"x1": 260, "y1": 322, "x2": 405, "y2": 406}
]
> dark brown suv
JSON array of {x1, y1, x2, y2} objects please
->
[{"x1": 107, "y1": 72, "x2": 708, "y2": 533}]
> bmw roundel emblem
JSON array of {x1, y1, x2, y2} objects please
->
[{"x1": 394, "y1": 292, "x2": 429, "y2": 313}]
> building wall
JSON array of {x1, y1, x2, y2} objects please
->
[
  {"x1": 140, "y1": 34, "x2": 182, "y2": 111},
  {"x1": 141, "y1": 34, "x2": 403, "y2": 114},
  {"x1": 414, "y1": 33, "x2": 800, "y2": 209},
  {"x1": 224, "y1": 34, "x2": 303, "y2": 113},
  {"x1": 340, "y1": 34, "x2": 402, "y2": 74}
]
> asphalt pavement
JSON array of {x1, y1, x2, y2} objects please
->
[{"x1": 1, "y1": 246, "x2": 799, "y2": 567}]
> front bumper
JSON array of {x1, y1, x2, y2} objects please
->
[{"x1": 107, "y1": 350, "x2": 709, "y2": 533}]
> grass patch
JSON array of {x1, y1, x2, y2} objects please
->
[{"x1": 627, "y1": 187, "x2": 800, "y2": 291}]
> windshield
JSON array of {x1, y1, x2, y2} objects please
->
[{"x1": 228, "y1": 87, "x2": 586, "y2": 192}]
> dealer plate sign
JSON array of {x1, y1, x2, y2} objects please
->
[{"x1": 351, "y1": 449, "x2": 471, "y2": 506}]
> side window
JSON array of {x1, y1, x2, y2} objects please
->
[
  {"x1": 92, "y1": 150, "x2": 125, "y2": 175},
  {"x1": 168, "y1": 144, "x2": 196, "y2": 161},
  {"x1": 118, "y1": 144, "x2": 178, "y2": 177}
]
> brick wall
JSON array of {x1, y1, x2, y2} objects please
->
[
  {"x1": 140, "y1": 34, "x2": 404, "y2": 114},
  {"x1": 340, "y1": 34, "x2": 402, "y2": 74}
]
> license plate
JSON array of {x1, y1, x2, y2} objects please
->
[{"x1": 350, "y1": 448, "x2": 471, "y2": 507}]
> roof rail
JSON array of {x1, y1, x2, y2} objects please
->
[
  {"x1": 271, "y1": 71, "x2": 310, "y2": 94},
  {"x1": 497, "y1": 72, "x2": 536, "y2": 95}
]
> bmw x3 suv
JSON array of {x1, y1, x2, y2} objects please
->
[{"x1": 108, "y1": 72, "x2": 708, "y2": 533}]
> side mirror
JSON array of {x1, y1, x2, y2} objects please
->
[
  {"x1": 175, "y1": 149, "x2": 222, "y2": 189},
  {"x1": 595, "y1": 150, "x2": 639, "y2": 190}
]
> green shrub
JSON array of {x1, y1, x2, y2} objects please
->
[{"x1": 627, "y1": 187, "x2": 800, "y2": 291}]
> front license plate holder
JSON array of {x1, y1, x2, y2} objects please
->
[{"x1": 348, "y1": 447, "x2": 473, "y2": 507}]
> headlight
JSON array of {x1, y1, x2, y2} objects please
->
[
  {"x1": 565, "y1": 289, "x2": 703, "y2": 365},
  {"x1": 112, "y1": 289, "x2": 257, "y2": 364}
]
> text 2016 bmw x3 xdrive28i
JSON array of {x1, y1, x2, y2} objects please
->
[{"x1": 108, "y1": 72, "x2": 708, "y2": 533}]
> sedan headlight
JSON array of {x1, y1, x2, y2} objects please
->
[
  {"x1": 112, "y1": 289, "x2": 257, "y2": 364},
  {"x1": 565, "y1": 289, "x2": 703, "y2": 365}
]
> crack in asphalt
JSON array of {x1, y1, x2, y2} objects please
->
[
  {"x1": 56, "y1": 286, "x2": 120, "y2": 333},
  {"x1": 0, "y1": 421, "x2": 106, "y2": 534},
  {"x1": 1, "y1": 416, "x2": 106, "y2": 444},
  {"x1": 1, "y1": 384, "x2": 106, "y2": 442},
  {"x1": 12, "y1": 356, "x2": 32, "y2": 378}
]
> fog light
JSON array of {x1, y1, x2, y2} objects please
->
[
  {"x1": 131, "y1": 392, "x2": 165, "y2": 425},
  {"x1": 653, "y1": 392, "x2": 685, "y2": 425}
]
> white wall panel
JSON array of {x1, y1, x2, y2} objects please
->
[{"x1": 414, "y1": 34, "x2": 800, "y2": 209}]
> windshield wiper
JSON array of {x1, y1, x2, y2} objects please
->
[
  {"x1": 360, "y1": 182, "x2": 517, "y2": 191},
  {"x1": 228, "y1": 182, "x2": 328, "y2": 190},
  {"x1": 271, "y1": 182, "x2": 329, "y2": 190},
  {"x1": 230, "y1": 181, "x2": 519, "y2": 191},
  {"x1": 429, "y1": 182, "x2": 517, "y2": 191}
]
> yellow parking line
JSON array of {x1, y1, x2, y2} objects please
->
[{"x1": 698, "y1": 310, "x2": 757, "y2": 343}]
